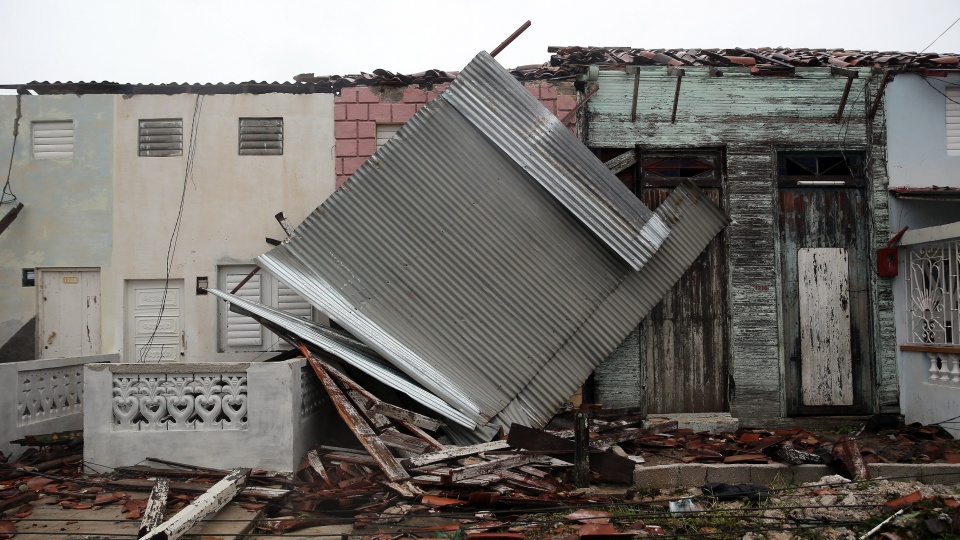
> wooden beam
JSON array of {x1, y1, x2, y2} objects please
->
[
  {"x1": 603, "y1": 149, "x2": 637, "y2": 175},
  {"x1": 868, "y1": 70, "x2": 891, "y2": 119},
  {"x1": 834, "y1": 75, "x2": 855, "y2": 123},
  {"x1": 305, "y1": 351, "x2": 409, "y2": 481},
  {"x1": 630, "y1": 72, "x2": 640, "y2": 122},
  {"x1": 573, "y1": 411, "x2": 590, "y2": 488},
  {"x1": 140, "y1": 468, "x2": 250, "y2": 540},
  {"x1": 137, "y1": 477, "x2": 169, "y2": 539},
  {"x1": 670, "y1": 73, "x2": 683, "y2": 124}
]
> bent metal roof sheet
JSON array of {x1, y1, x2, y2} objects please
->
[{"x1": 244, "y1": 51, "x2": 728, "y2": 436}]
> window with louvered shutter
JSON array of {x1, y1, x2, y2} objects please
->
[
  {"x1": 219, "y1": 266, "x2": 315, "y2": 352},
  {"x1": 948, "y1": 87, "x2": 960, "y2": 156},
  {"x1": 239, "y1": 117, "x2": 283, "y2": 155},
  {"x1": 139, "y1": 119, "x2": 183, "y2": 157},
  {"x1": 32, "y1": 121, "x2": 73, "y2": 159},
  {"x1": 376, "y1": 123, "x2": 402, "y2": 151},
  {"x1": 224, "y1": 273, "x2": 263, "y2": 347}
]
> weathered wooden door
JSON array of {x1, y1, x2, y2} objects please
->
[
  {"x1": 640, "y1": 187, "x2": 730, "y2": 413},
  {"x1": 125, "y1": 280, "x2": 183, "y2": 363},
  {"x1": 778, "y1": 186, "x2": 873, "y2": 414},
  {"x1": 37, "y1": 269, "x2": 101, "y2": 359}
]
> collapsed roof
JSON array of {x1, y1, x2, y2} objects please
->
[{"x1": 211, "y1": 51, "x2": 730, "y2": 440}]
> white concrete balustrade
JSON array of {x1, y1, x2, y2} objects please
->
[
  {"x1": 0, "y1": 354, "x2": 117, "y2": 459},
  {"x1": 84, "y1": 359, "x2": 327, "y2": 472},
  {"x1": 928, "y1": 353, "x2": 960, "y2": 385}
]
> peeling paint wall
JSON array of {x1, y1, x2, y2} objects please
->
[
  {"x1": 586, "y1": 67, "x2": 895, "y2": 423},
  {"x1": 0, "y1": 95, "x2": 114, "y2": 362}
]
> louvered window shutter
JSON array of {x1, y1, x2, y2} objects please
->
[
  {"x1": 376, "y1": 123, "x2": 401, "y2": 151},
  {"x1": 139, "y1": 119, "x2": 183, "y2": 157},
  {"x1": 225, "y1": 273, "x2": 263, "y2": 347},
  {"x1": 274, "y1": 282, "x2": 312, "y2": 350},
  {"x1": 33, "y1": 121, "x2": 74, "y2": 159},
  {"x1": 239, "y1": 118, "x2": 283, "y2": 155},
  {"x1": 948, "y1": 87, "x2": 960, "y2": 156}
]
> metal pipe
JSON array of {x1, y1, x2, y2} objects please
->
[
  {"x1": 560, "y1": 85, "x2": 600, "y2": 125},
  {"x1": 490, "y1": 21, "x2": 531, "y2": 58},
  {"x1": 229, "y1": 265, "x2": 260, "y2": 294}
]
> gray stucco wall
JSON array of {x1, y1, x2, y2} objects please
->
[{"x1": 0, "y1": 95, "x2": 113, "y2": 361}]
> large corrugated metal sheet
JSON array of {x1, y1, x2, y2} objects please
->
[{"x1": 254, "y1": 51, "x2": 729, "y2": 435}]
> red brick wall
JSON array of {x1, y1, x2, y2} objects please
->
[{"x1": 334, "y1": 81, "x2": 578, "y2": 188}]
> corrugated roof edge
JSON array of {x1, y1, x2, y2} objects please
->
[
  {"x1": 205, "y1": 287, "x2": 478, "y2": 429},
  {"x1": 444, "y1": 52, "x2": 669, "y2": 271}
]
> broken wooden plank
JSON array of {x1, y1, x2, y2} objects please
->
[
  {"x1": 140, "y1": 468, "x2": 250, "y2": 540},
  {"x1": 603, "y1": 149, "x2": 637, "y2": 175},
  {"x1": 138, "y1": 477, "x2": 169, "y2": 539},
  {"x1": 345, "y1": 389, "x2": 392, "y2": 429},
  {"x1": 411, "y1": 473, "x2": 501, "y2": 487},
  {"x1": 380, "y1": 428, "x2": 432, "y2": 454},
  {"x1": 324, "y1": 451, "x2": 380, "y2": 467},
  {"x1": 306, "y1": 450, "x2": 333, "y2": 487},
  {"x1": 371, "y1": 401, "x2": 443, "y2": 432},
  {"x1": 441, "y1": 455, "x2": 542, "y2": 483},
  {"x1": 396, "y1": 421, "x2": 445, "y2": 451},
  {"x1": 305, "y1": 352, "x2": 409, "y2": 482},
  {"x1": 499, "y1": 470, "x2": 557, "y2": 493},
  {"x1": 403, "y1": 441, "x2": 510, "y2": 468},
  {"x1": 383, "y1": 480, "x2": 424, "y2": 498}
]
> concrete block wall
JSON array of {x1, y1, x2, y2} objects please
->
[
  {"x1": 0, "y1": 354, "x2": 118, "y2": 459},
  {"x1": 334, "y1": 82, "x2": 578, "y2": 188},
  {"x1": 83, "y1": 358, "x2": 326, "y2": 472}
]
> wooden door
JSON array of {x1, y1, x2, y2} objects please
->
[
  {"x1": 640, "y1": 187, "x2": 730, "y2": 413},
  {"x1": 125, "y1": 280, "x2": 183, "y2": 363},
  {"x1": 778, "y1": 187, "x2": 873, "y2": 414},
  {"x1": 37, "y1": 269, "x2": 101, "y2": 359}
]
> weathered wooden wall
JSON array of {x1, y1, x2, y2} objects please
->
[{"x1": 587, "y1": 67, "x2": 896, "y2": 423}]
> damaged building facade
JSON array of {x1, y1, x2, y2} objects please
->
[
  {"x1": 3, "y1": 47, "x2": 960, "y2": 456},
  {"x1": 0, "y1": 83, "x2": 337, "y2": 364}
]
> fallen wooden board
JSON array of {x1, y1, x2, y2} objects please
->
[
  {"x1": 306, "y1": 450, "x2": 333, "y2": 487},
  {"x1": 403, "y1": 441, "x2": 510, "y2": 468},
  {"x1": 306, "y1": 352, "x2": 409, "y2": 482},
  {"x1": 107, "y1": 479, "x2": 289, "y2": 501},
  {"x1": 138, "y1": 477, "x2": 169, "y2": 538},
  {"x1": 441, "y1": 455, "x2": 542, "y2": 483},
  {"x1": 372, "y1": 402, "x2": 443, "y2": 431},
  {"x1": 140, "y1": 468, "x2": 250, "y2": 540}
]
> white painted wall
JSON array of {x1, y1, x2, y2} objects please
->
[
  {"x1": 887, "y1": 73, "x2": 960, "y2": 435},
  {"x1": 887, "y1": 72, "x2": 960, "y2": 188},
  {"x1": 106, "y1": 93, "x2": 335, "y2": 362}
]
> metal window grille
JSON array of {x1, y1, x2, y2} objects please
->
[
  {"x1": 239, "y1": 118, "x2": 283, "y2": 155},
  {"x1": 138, "y1": 119, "x2": 183, "y2": 157},
  {"x1": 32, "y1": 121, "x2": 73, "y2": 159},
  {"x1": 906, "y1": 241, "x2": 960, "y2": 344}
]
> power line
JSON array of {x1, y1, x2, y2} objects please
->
[
  {"x1": 920, "y1": 14, "x2": 960, "y2": 54},
  {"x1": 2, "y1": 94, "x2": 21, "y2": 206}
]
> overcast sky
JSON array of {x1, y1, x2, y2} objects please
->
[{"x1": 2, "y1": 0, "x2": 960, "y2": 86}]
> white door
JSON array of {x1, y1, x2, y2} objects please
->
[
  {"x1": 37, "y1": 269, "x2": 101, "y2": 359},
  {"x1": 125, "y1": 280, "x2": 183, "y2": 363}
]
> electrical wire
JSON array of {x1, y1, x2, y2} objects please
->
[
  {"x1": 920, "y1": 15, "x2": 960, "y2": 55},
  {"x1": 139, "y1": 95, "x2": 203, "y2": 362},
  {"x1": 2, "y1": 94, "x2": 21, "y2": 206}
]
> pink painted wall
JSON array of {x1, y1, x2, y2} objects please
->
[{"x1": 334, "y1": 81, "x2": 578, "y2": 188}]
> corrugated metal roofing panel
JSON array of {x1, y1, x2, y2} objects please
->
[
  {"x1": 253, "y1": 51, "x2": 729, "y2": 435},
  {"x1": 443, "y1": 53, "x2": 669, "y2": 271}
]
